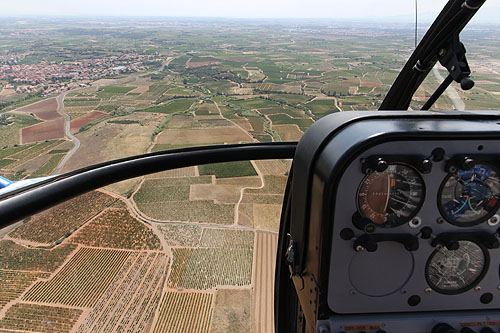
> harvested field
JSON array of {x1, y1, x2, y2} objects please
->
[
  {"x1": 216, "y1": 176, "x2": 261, "y2": 186},
  {"x1": 253, "y1": 231, "x2": 278, "y2": 333},
  {"x1": 70, "y1": 110, "x2": 107, "y2": 132},
  {"x1": 241, "y1": 193, "x2": 283, "y2": 205},
  {"x1": 253, "y1": 160, "x2": 290, "y2": 176},
  {"x1": 231, "y1": 118, "x2": 253, "y2": 131},
  {"x1": 146, "y1": 166, "x2": 197, "y2": 178},
  {"x1": 237, "y1": 203, "x2": 254, "y2": 228},
  {"x1": 152, "y1": 291, "x2": 213, "y2": 333},
  {"x1": 190, "y1": 183, "x2": 241, "y2": 203},
  {"x1": 24, "y1": 247, "x2": 131, "y2": 307},
  {"x1": 70, "y1": 208, "x2": 161, "y2": 250},
  {"x1": 0, "y1": 303, "x2": 82, "y2": 333},
  {"x1": 9, "y1": 190, "x2": 116, "y2": 245},
  {"x1": 198, "y1": 119, "x2": 233, "y2": 127},
  {"x1": 14, "y1": 98, "x2": 60, "y2": 121},
  {"x1": 60, "y1": 112, "x2": 163, "y2": 173},
  {"x1": 211, "y1": 289, "x2": 252, "y2": 332},
  {"x1": 156, "y1": 127, "x2": 252, "y2": 145},
  {"x1": 247, "y1": 116, "x2": 264, "y2": 131},
  {"x1": 21, "y1": 118, "x2": 65, "y2": 143},
  {"x1": 166, "y1": 114, "x2": 199, "y2": 129},
  {"x1": 247, "y1": 175, "x2": 287, "y2": 194},
  {"x1": 274, "y1": 124, "x2": 303, "y2": 141},
  {"x1": 253, "y1": 204, "x2": 282, "y2": 231}
]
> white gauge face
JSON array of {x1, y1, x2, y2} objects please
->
[
  {"x1": 357, "y1": 164, "x2": 425, "y2": 227},
  {"x1": 426, "y1": 241, "x2": 488, "y2": 294}
]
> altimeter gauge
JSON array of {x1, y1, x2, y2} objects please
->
[
  {"x1": 425, "y1": 240, "x2": 488, "y2": 295},
  {"x1": 438, "y1": 164, "x2": 500, "y2": 226},
  {"x1": 357, "y1": 163, "x2": 425, "y2": 228}
]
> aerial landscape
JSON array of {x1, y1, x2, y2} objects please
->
[{"x1": 0, "y1": 15, "x2": 499, "y2": 332}]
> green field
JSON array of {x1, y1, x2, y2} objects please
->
[{"x1": 198, "y1": 161, "x2": 257, "y2": 178}]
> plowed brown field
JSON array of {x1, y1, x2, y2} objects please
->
[
  {"x1": 70, "y1": 111, "x2": 107, "y2": 132},
  {"x1": 157, "y1": 127, "x2": 252, "y2": 145},
  {"x1": 274, "y1": 124, "x2": 303, "y2": 141},
  {"x1": 15, "y1": 98, "x2": 60, "y2": 120},
  {"x1": 21, "y1": 118, "x2": 65, "y2": 143}
]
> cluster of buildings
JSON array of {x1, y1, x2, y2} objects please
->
[{"x1": 0, "y1": 53, "x2": 160, "y2": 96}]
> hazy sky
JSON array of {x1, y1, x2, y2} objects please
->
[{"x1": 2, "y1": 0, "x2": 499, "y2": 20}]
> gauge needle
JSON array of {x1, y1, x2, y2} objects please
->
[{"x1": 384, "y1": 174, "x2": 391, "y2": 213}]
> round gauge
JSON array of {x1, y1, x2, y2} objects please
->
[
  {"x1": 357, "y1": 163, "x2": 425, "y2": 227},
  {"x1": 438, "y1": 164, "x2": 500, "y2": 226},
  {"x1": 425, "y1": 240, "x2": 488, "y2": 295}
]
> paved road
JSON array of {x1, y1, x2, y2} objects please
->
[
  {"x1": 53, "y1": 93, "x2": 80, "y2": 174},
  {"x1": 432, "y1": 67, "x2": 465, "y2": 110}
]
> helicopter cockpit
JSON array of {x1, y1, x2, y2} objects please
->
[{"x1": 0, "y1": 0, "x2": 498, "y2": 332}]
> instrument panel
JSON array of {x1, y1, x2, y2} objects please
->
[{"x1": 329, "y1": 140, "x2": 500, "y2": 314}]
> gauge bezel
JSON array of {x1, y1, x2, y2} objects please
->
[
  {"x1": 437, "y1": 163, "x2": 500, "y2": 227},
  {"x1": 356, "y1": 162, "x2": 426, "y2": 228},
  {"x1": 424, "y1": 240, "x2": 490, "y2": 295}
]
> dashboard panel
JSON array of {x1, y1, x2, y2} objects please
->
[
  {"x1": 330, "y1": 140, "x2": 500, "y2": 313},
  {"x1": 279, "y1": 111, "x2": 500, "y2": 333}
]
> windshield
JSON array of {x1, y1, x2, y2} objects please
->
[{"x1": 0, "y1": 1, "x2": 499, "y2": 332}]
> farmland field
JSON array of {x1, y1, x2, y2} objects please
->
[
  {"x1": 0, "y1": 240, "x2": 76, "y2": 272},
  {"x1": 253, "y1": 231, "x2": 278, "y2": 333},
  {"x1": 23, "y1": 247, "x2": 131, "y2": 307},
  {"x1": 9, "y1": 190, "x2": 117, "y2": 245},
  {"x1": 0, "y1": 303, "x2": 82, "y2": 333},
  {"x1": 198, "y1": 161, "x2": 257, "y2": 178},
  {"x1": 153, "y1": 291, "x2": 213, "y2": 333},
  {"x1": 70, "y1": 208, "x2": 162, "y2": 250},
  {"x1": 0, "y1": 270, "x2": 50, "y2": 308}
]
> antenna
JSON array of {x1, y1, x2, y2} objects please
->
[{"x1": 415, "y1": 0, "x2": 418, "y2": 48}]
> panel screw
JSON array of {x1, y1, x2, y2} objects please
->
[
  {"x1": 475, "y1": 286, "x2": 482, "y2": 292},
  {"x1": 488, "y1": 215, "x2": 499, "y2": 226},
  {"x1": 409, "y1": 217, "x2": 422, "y2": 228},
  {"x1": 355, "y1": 245, "x2": 365, "y2": 252},
  {"x1": 437, "y1": 217, "x2": 444, "y2": 224},
  {"x1": 350, "y1": 290, "x2": 357, "y2": 295},
  {"x1": 425, "y1": 288, "x2": 432, "y2": 294}
]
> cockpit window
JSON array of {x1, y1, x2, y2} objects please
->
[{"x1": 0, "y1": 1, "x2": 499, "y2": 331}]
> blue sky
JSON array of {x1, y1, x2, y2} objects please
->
[{"x1": 2, "y1": 0, "x2": 499, "y2": 21}]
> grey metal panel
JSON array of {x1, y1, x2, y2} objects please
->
[{"x1": 328, "y1": 139, "x2": 500, "y2": 313}]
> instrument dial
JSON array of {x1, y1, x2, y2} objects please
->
[
  {"x1": 425, "y1": 240, "x2": 488, "y2": 294},
  {"x1": 438, "y1": 164, "x2": 500, "y2": 226},
  {"x1": 357, "y1": 164, "x2": 425, "y2": 228}
]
